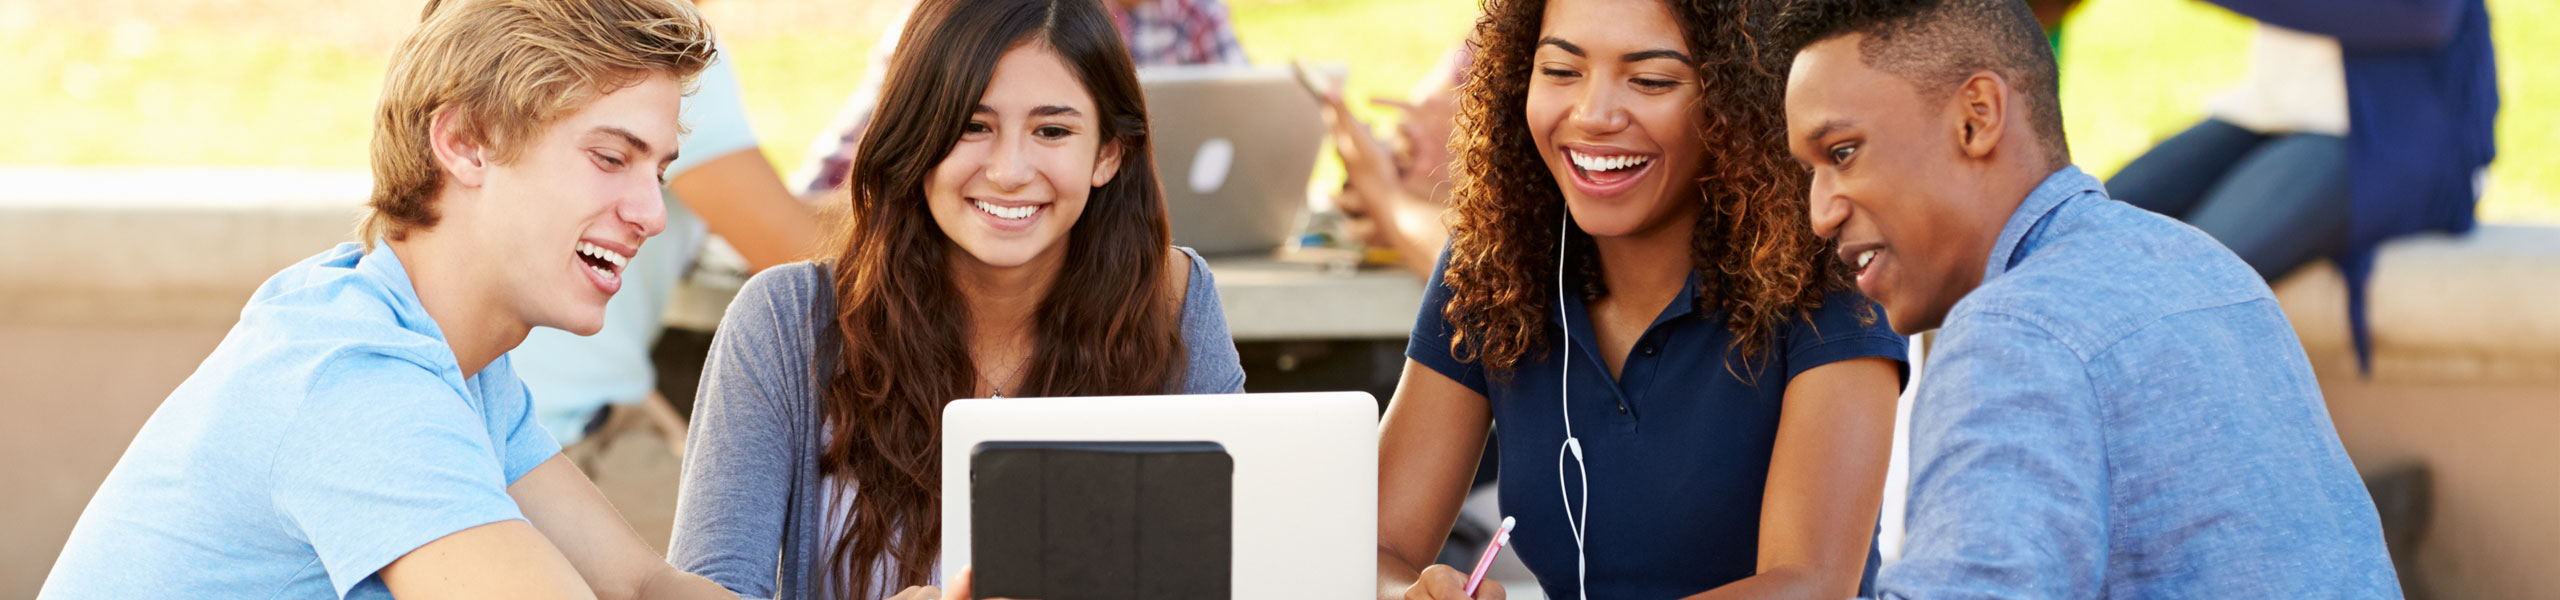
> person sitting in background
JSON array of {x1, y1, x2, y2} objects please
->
[
  {"x1": 1323, "y1": 43, "x2": 1469, "y2": 277},
  {"x1": 507, "y1": 0, "x2": 827, "y2": 552},
  {"x1": 40, "y1": 1, "x2": 739, "y2": 597},
  {"x1": 789, "y1": 0, "x2": 1249, "y2": 202},
  {"x1": 1772, "y1": 0, "x2": 2398, "y2": 596},
  {"x1": 2103, "y1": 0, "x2": 2497, "y2": 367}
]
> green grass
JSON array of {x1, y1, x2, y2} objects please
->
[
  {"x1": 1226, "y1": 0, "x2": 1479, "y2": 116},
  {"x1": 6, "y1": 0, "x2": 2554, "y2": 223},
  {"x1": 720, "y1": 30, "x2": 886, "y2": 179},
  {"x1": 2055, "y1": 0, "x2": 2260, "y2": 182},
  {"x1": 0, "y1": 25, "x2": 383, "y2": 166}
]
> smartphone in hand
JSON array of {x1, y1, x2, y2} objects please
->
[{"x1": 1291, "y1": 58, "x2": 1337, "y2": 103}]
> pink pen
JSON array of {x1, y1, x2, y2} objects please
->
[{"x1": 1463, "y1": 516, "x2": 1517, "y2": 597}]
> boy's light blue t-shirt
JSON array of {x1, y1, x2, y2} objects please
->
[{"x1": 39, "y1": 242, "x2": 561, "y2": 599}]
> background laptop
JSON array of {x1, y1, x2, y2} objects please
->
[
  {"x1": 1138, "y1": 65, "x2": 1332, "y2": 257},
  {"x1": 940, "y1": 392, "x2": 1377, "y2": 599}
]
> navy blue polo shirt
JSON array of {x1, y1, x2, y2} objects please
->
[{"x1": 1407, "y1": 256, "x2": 1907, "y2": 598}]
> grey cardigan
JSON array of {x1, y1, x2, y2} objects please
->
[{"x1": 666, "y1": 249, "x2": 1247, "y2": 599}]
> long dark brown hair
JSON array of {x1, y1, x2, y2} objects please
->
[
  {"x1": 818, "y1": 0, "x2": 1181, "y2": 595},
  {"x1": 1439, "y1": 0, "x2": 1854, "y2": 381}
]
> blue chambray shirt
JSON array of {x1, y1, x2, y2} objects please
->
[{"x1": 1875, "y1": 167, "x2": 2401, "y2": 598}]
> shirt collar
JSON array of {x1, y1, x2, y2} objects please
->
[
  {"x1": 355, "y1": 240, "x2": 449, "y2": 345},
  {"x1": 1983, "y1": 165, "x2": 2104, "y2": 281},
  {"x1": 1662, "y1": 269, "x2": 1703, "y2": 322}
]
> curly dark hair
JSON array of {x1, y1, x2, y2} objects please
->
[{"x1": 1439, "y1": 0, "x2": 1855, "y2": 381}]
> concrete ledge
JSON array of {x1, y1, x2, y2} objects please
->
[
  {"x1": 0, "y1": 168, "x2": 1433, "y2": 341},
  {"x1": 1202, "y1": 256, "x2": 1425, "y2": 341},
  {"x1": 2314, "y1": 370, "x2": 2559, "y2": 599},
  {"x1": 0, "y1": 168, "x2": 367, "y2": 327},
  {"x1": 5, "y1": 168, "x2": 2548, "y2": 374},
  {"x1": 2273, "y1": 225, "x2": 2560, "y2": 385},
  {"x1": 2269, "y1": 224, "x2": 2560, "y2": 599}
]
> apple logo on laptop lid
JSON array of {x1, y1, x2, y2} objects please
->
[{"x1": 1188, "y1": 137, "x2": 1234, "y2": 195}]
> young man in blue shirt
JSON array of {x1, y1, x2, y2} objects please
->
[
  {"x1": 41, "y1": 1, "x2": 743, "y2": 598},
  {"x1": 1773, "y1": 0, "x2": 2399, "y2": 597}
]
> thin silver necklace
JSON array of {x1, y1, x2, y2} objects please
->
[
  {"x1": 973, "y1": 309, "x2": 1036, "y2": 398},
  {"x1": 977, "y1": 351, "x2": 1029, "y2": 399},
  {"x1": 975, "y1": 319, "x2": 1034, "y2": 398}
]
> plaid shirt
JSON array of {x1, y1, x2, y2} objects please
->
[
  {"x1": 792, "y1": 0, "x2": 1249, "y2": 195},
  {"x1": 1112, "y1": 0, "x2": 1249, "y2": 67}
]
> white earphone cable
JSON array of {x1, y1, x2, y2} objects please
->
[{"x1": 1554, "y1": 210, "x2": 1590, "y2": 600}]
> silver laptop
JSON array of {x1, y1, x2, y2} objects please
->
[
  {"x1": 940, "y1": 392, "x2": 1378, "y2": 599},
  {"x1": 1139, "y1": 65, "x2": 1329, "y2": 256}
]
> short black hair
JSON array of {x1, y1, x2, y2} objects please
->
[{"x1": 1772, "y1": 0, "x2": 2068, "y2": 168}]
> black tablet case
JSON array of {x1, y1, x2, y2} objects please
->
[{"x1": 970, "y1": 441, "x2": 1233, "y2": 600}]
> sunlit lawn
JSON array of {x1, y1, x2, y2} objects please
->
[{"x1": 3, "y1": 0, "x2": 2551, "y2": 222}]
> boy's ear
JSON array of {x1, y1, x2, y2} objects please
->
[
  {"x1": 1950, "y1": 72, "x2": 2007, "y2": 161},
  {"x1": 429, "y1": 109, "x2": 491, "y2": 189},
  {"x1": 1090, "y1": 139, "x2": 1125, "y2": 188}
]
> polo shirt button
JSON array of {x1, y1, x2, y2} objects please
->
[
  {"x1": 1640, "y1": 345, "x2": 1657, "y2": 357},
  {"x1": 1616, "y1": 402, "x2": 1629, "y2": 414}
]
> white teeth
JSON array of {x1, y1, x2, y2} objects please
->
[
  {"x1": 1857, "y1": 249, "x2": 1877, "y2": 270},
  {"x1": 972, "y1": 199, "x2": 1040, "y2": 220},
  {"x1": 576, "y1": 241, "x2": 628, "y2": 270},
  {"x1": 1569, "y1": 150, "x2": 1650, "y2": 172},
  {"x1": 587, "y1": 263, "x2": 617, "y2": 282}
]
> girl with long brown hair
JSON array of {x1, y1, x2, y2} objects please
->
[
  {"x1": 666, "y1": 0, "x2": 1245, "y2": 597},
  {"x1": 1376, "y1": 0, "x2": 1906, "y2": 598}
]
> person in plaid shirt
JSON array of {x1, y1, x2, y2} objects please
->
[
  {"x1": 790, "y1": 0, "x2": 1248, "y2": 199},
  {"x1": 1111, "y1": 0, "x2": 1250, "y2": 66}
]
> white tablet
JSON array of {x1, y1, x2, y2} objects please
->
[{"x1": 940, "y1": 392, "x2": 1378, "y2": 599}]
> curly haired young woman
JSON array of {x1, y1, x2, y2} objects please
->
[{"x1": 1374, "y1": 0, "x2": 1909, "y2": 598}]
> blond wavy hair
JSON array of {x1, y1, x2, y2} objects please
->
[{"x1": 359, "y1": 0, "x2": 715, "y2": 246}]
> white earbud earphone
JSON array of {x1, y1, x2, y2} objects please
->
[{"x1": 1555, "y1": 210, "x2": 1590, "y2": 600}]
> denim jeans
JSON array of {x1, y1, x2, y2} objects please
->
[{"x1": 2105, "y1": 118, "x2": 2350, "y2": 281}]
